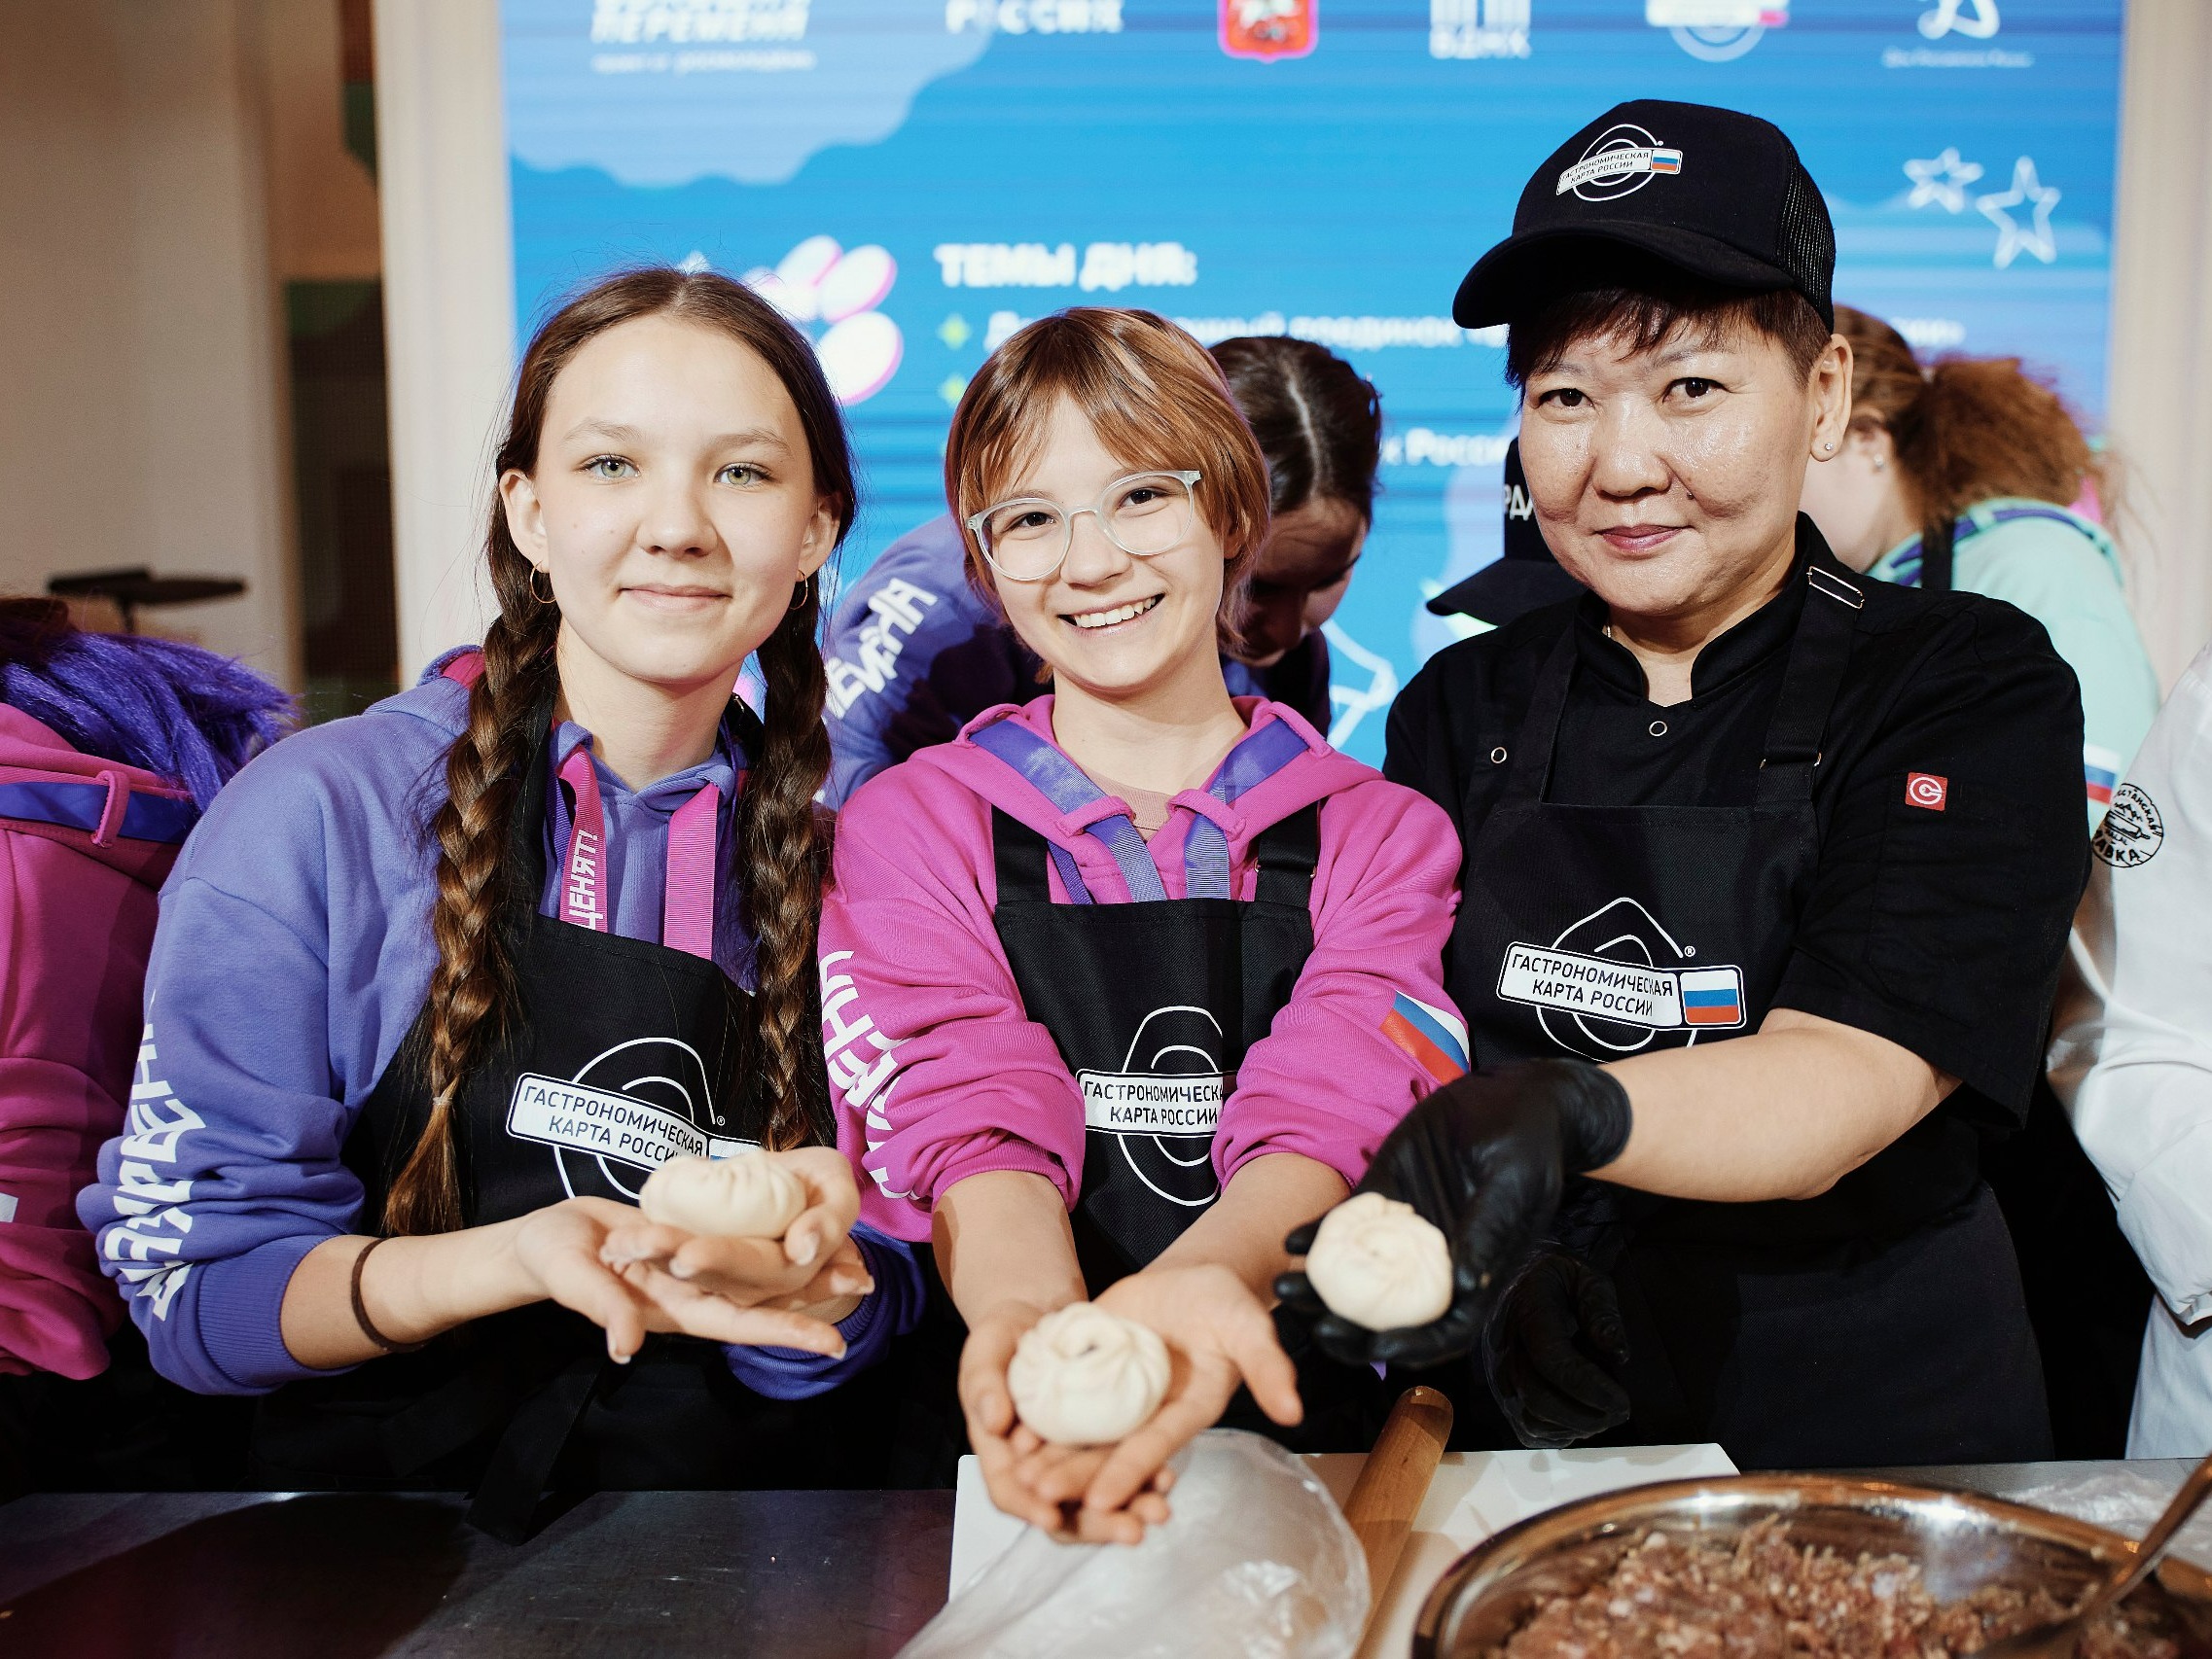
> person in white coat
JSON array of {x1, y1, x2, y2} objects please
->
[{"x1": 2051, "y1": 644, "x2": 2212, "y2": 1455}]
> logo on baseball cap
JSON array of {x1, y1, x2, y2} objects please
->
[
  {"x1": 1454, "y1": 99, "x2": 1835, "y2": 331},
  {"x1": 1556, "y1": 124, "x2": 1684, "y2": 200}
]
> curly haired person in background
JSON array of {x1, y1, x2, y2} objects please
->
[{"x1": 1802, "y1": 305, "x2": 2159, "y2": 827}]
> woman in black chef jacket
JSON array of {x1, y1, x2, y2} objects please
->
[{"x1": 1279, "y1": 100, "x2": 2088, "y2": 1468}]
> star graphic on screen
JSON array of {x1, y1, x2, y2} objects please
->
[
  {"x1": 1977, "y1": 157, "x2": 2060, "y2": 268},
  {"x1": 1903, "y1": 148, "x2": 1983, "y2": 214}
]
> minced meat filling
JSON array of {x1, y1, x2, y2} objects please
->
[{"x1": 1491, "y1": 1517, "x2": 2185, "y2": 1659}]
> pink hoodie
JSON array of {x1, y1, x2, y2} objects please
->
[
  {"x1": 0, "y1": 706, "x2": 193, "y2": 1378},
  {"x1": 820, "y1": 696, "x2": 1467, "y2": 1244}
]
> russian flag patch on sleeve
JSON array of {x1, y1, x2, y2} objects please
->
[
  {"x1": 1382, "y1": 994, "x2": 1470, "y2": 1085},
  {"x1": 2085, "y1": 744, "x2": 2121, "y2": 809}
]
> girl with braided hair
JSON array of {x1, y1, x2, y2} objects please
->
[{"x1": 81, "y1": 269, "x2": 920, "y2": 1529}]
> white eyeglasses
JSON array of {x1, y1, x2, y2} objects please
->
[{"x1": 967, "y1": 470, "x2": 1202, "y2": 582}]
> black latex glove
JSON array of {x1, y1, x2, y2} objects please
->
[
  {"x1": 1484, "y1": 1253, "x2": 1632, "y2": 1449},
  {"x1": 1274, "y1": 1059, "x2": 1632, "y2": 1368}
]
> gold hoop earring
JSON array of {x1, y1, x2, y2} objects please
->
[
  {"x1": 789, "y1": 574, "x2": 812, "y2": 613},
  {"x1": 528, "y1": 566, "x2": 555, "y2": 606}
]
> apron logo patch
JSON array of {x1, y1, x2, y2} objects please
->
[
  {"x1": 1906, "y1": 772, "x2": 1948, "y2": 811},
  {"x1": 1088, "y1": 1005, "x2": 1229, "y2": 1210},
  {"x1": 1498, "y1": 943, "x2": 1746, "y2": 1033},
  {"x1": 1077, "y1": 1071, "x2": 1227, "y2": 1134},
  {"x1": 508, "y1": 1073, "x2": 745, "y2": 1173}
]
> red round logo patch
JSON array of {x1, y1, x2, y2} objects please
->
[{"x1": 1906, "y1": 772, "x2": 1948, "y2": 811}]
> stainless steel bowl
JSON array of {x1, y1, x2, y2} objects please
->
[{"x1": 1412, "y1": 1475, "x2": 2212, "y2": 1658}]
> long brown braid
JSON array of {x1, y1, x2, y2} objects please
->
[
  {"x1": 738, "y1": 584, "x2": 836, "y2": 1150},
  {"x1": 382, "y1": 269, "x2": 854, "y2": 1235}
]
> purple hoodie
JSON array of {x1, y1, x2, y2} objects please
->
[
  {"x1": 79, "y1": 658, "x2": 920, "y2": 1397},
  {"x1": 821, "y1": 696, "x2": 1468, "y2": 1243}
]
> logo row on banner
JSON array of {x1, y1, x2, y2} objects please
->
[
  {"x1": 588, "y1": 0, "x2": 2014, "y2": 67},
  {"x1": 713, "y1": 124, "x2": 2059, "y2": 412}
]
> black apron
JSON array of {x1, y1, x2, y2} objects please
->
[
  {"x1": 989, "y1": 803, "x2": 1391, "y2": 1447},
  {"x1": 989, "y1": 805, "x2": 1320, "y2": 1284},
  {"x1": 252, "y1": 696, "x2": 893, "y2": 1536},
  {"x1": 1451, "y1": 563, "x2": 2051, "y2": 1468},
  {"x1": 975, "y1": 764, "x2": 1394, "y2": 1452}
]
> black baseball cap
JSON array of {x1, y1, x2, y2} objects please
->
[
  {"x1": 1425, "y1": 440, "x2": 1585, "y2": 624},
  {"x1": 1453, "y1": 100, "x2": 1836, "y2": 331}
]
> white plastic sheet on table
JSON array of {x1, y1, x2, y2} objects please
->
[
  {"x1": 2008, "y1": 1468, "x2": 2212, "y2": 1571},
  {"x1": 947, "y1": 1439, "x2": 1738, "y2": 1659},
  {"x1": 906, "y1": 1430, "x2": 1369, "y2": 1659}
]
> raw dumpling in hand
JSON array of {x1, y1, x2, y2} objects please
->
[
  {"x1": 1302, "y1": 1191, "x2": 1453, "y2": 1330},
  {"x1": 639, "y1": 1151, "x2": 806, "y2": 1240},
  {"x1": 1007, "y1": 1303, "x2": 1172, "y2": 1447}
]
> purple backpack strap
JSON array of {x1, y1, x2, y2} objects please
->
[
  {"x1": 1981, "y1": 505, "x2": 2089, "y2": 532},
  {"x1": 0, "y1": 775, "x2": 196, "y2": 846},
  {"x1": 1182, "y1": 717, "x2": 1313, "y2": 900},
  {"x1": 969, "y1": 720, "x2": 1166, "y2": 904}
]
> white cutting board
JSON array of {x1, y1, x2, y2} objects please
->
[{"x1": 947, "y1": 1440, "x2": 1737, "y2": 1657}]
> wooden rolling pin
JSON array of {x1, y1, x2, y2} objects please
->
[{"x1": 1340, "y1": 1385, "x2": 1455, "y2": 1641}]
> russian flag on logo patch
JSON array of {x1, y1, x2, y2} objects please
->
[
  {"x1": 1679, "y1": 967, "x2": 1745, "y2": 1028},
  {"x1": 1382, "y1": 995, "x2": 1469, "y2": 1085},
  {"x1": 2085, "y1": 744, "x2": 2121, "y2": 808},
  {"x1": 1649, "y1": 149, "x2": 1683, "y2": 174}
]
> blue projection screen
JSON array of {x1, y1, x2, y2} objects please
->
[{"x1": 504, "y1": 0, "x2": 2123, "y2": 760}]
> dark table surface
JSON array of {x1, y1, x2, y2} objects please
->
[{"x1": 0, "y1": 1460, "x2": 2195, "y2": 1657}]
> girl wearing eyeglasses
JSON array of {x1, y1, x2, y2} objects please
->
[{"x1": 818, "y1": 308, "x2": 1465, "y2": 1542}]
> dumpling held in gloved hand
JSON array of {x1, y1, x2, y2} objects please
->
[{"x1": 1302, "y1": 1192, "x2": 1452, "y2": 1330}]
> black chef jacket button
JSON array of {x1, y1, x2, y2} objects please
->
[
  {"x1": 1649, "y1": 720, "x2": 1668, "y2": 737},
  {"x1": 1490, "y1": 746, "x2": 1508, "y2": 764}
]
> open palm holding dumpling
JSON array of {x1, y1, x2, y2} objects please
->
[
  {"x1": 638, "y1": 1150, "x2": 809, "y2": 1240},
  {"x1": 603, "y1": 1148, "x2": 872, "y2": 1332},
  {"x1": 1007, "y1": 1302, "x2": 1172, "y2": 1446}
]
